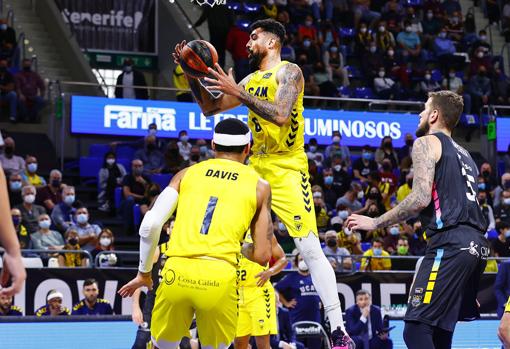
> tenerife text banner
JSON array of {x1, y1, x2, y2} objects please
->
[
  {"x1": 71, "y1": 96, "x2": 420, "y2": 147},
  {"x1": 55, "y1": 0, "x2": 157, "y2": 54}
]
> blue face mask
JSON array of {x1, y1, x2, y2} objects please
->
[
  {"x1": 362, "y1": 152, "x2": 372, "y2": 160},
  {"x1": 324, "y1": 176, "x2": 334, "y2": 186},
  {"x1": 478, "y1": 183, "x2": 486, "y2": 191},
  {"x1": 390, "y1": 227, "x2": 400, "y2": 236},
  {"x1": 373, "y1": 247, "x2": 382, "y2": 256},
  {"x1": 200, "y1": 146, "x2": 208, "y2": 155},
  {"x1": 505, "y1": 230, "x2": 510, "y2": 239},
  {"x1": 10, "y1": 181, "x2": 22, "y2": 191},
  {"x1": 27, "y1": 163, "x2": 38, "y2": 173},
  {"x1": 309, "y1": 145, "x2": 317, "y2": 153}
]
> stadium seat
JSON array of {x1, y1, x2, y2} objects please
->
[
  {"x1": 338, "y1": 86, "x2": 352, "y2": 97},
  {"x1": 243, "y1": 2, "x2": 261, "y2": 12},
  {"x1": 236, "y1": 19, "x2": 251, "y2": 30},
  {"x1": 133, "y1": 204, "x2": 142, "y2": 227},
  {"x1": 23, "y1": 257, "x2": 44, "y2": 268},
  {"x1": 227, "y1": 2, "x2": 241, "y2": 11},
  {"x1": 459, "y1": 114, "x2": 479, "y2": 127},
  {"x1": 339, "y1": 27, "x2": 355, "y2": 39},
  {"x1": 498, "y1": 160, "x2": 506, "y2": 178},
  {"x1": 361, "y1": 242, "x2": 371, "y2": 252},
  {"x1": 487, "y1": 229, "x2": 498, "y2": 240},
  {"x1": 114, "y1": 187, "x2": 123, "y2": 209},
  {"x1": 89, "y1": 144, "x2": 110, "y2": 158},
  {"x1": 345, "y1": 65, "x2": 362, "y2": 79},
  {"x1": 284, "y1": 260, "x2": 293, "y2": 269},
  {"x1": 406, "y1": 0, "x2": 422, "y2": 6},
  {"x1": 79, "y1": 157, "x2": 102, "y2": 178},
  {"x1": 151, "y1": 174, "x2": 173, "y2": 189},
  {"x1": 354, "y1": 87, "x2": 375, "y2": 99},
  {"x1": 431, "y1": 69, "x2": 442, "y2": 82},
  {"x1": 116, "y1": 145, "x2": 136, "y2": 160}
]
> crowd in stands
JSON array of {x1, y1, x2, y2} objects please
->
[{"x1": 186, "y1": 0, "x2": 510, "y2": 115}]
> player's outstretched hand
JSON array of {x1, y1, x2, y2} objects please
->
[
  {"x1": 255, "y1": 269, "x2": 273, "y2": 287},
  {"x1": 345, "y1": 214, "x2": 376, "y2": 232},
  {"x1": 0, "y1": 251, "x2": 26, "y2": 296},
  {"x1": 118, "y1": 272, "x2": 153, "y2": 298},
  {"x1": 172, "y1": 40, "x2": 187, "y2": 65},
  {"x1": 204, "y1": 63, "x2": 240, "y2": 97}
]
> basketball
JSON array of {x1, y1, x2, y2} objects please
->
[{"x1": 179, "y1": 40, "x2": 218, "y2": 78}]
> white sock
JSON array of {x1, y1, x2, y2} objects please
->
[{"x1": 294, "y1": 233, "x2": 345, "y2": 333}]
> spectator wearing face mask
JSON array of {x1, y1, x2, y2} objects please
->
[
  {"x1": 0, "y1": 19, "x2": 16, "y2": 49},
  {"x1": 59, "y1": 228, "x2": 88, "y2": 267},
  {"x1": 355, "y1": 22, "x2": 374, "y2": 55},
  {"x1": 442, "y1": 68, "x2": 472, "y2": 114},
  {"x1": 407, "y1": 220, "x2": 427, "y2": 256},
  {"x1": 383, "y1": 224, "x2": 402, "y2": 254},
  {"x1": 391, "y1": 236, "x2": 415, "y2": 271},
  {"x1": 36, "y1": 169, "x2": 64, "y2": 212},
  {"x1": 361, "y1": 238, "x2": 391, "y2": 271},
  {"x1": 51, "y1": 186, "x2": 77, "y2": 234},
  {"x1": 16, "y1": 185, "x2": 46, "y2": 234},
  {"x1": 134, "y1": 135, "x2": 164, "y2": 174},
  {"x1": 7, "y1": 172, "x2": 23, "y2": 207},
  {"x1": 353, "y1": 145, "x2": 378, "y2": 183},
  {"x1": 15, "y1": 58, "x2": 46, "y2": 122},
  {"x1": 323, "y1": 230, "x2": 352, "y2": 271},
  {"x1": 161, "y1": 141, "x2": 185, "y2": 175},
  {"x1": 330, "y1": 156, "x2": 352, "y2": 195},
  {"x1": 121, "y1": 159, "x2": 151, "y2": 234},
  {"x1": 478, "y1": 190, "x2": 496, "y2": 233},
  {"x1": 98, "y1": 151, "x2": 127, "y2": 213},
  {"x1": 312, "y1": 189, "x2": 329, "y2": 232},
  {"x1": 396, "y1": 172, "x2": 413, "y2": 203},
  {"x1": 0, "y1": 137, "x2": 25, "y2": 176},
  {"x1": 323, "y1": 43, "x2": 349, "y2": 88},
  {"x1": 417, "y1": 70, "x2": 440, "y2": 100},
  {"x1": 397, "y1": 20, "x2": 422, "y2": 62},
  {"x1": 398, "y1": 133, "x2": 414, "y2": 161},
  {"x1": 30, "y1": 214, "x2": 64, "y2": 252},
  {"x1": 72, "y1": 279, "x2": 113, "y2": 315},
  {"x1": 495, "y1": 173, "x2": 510, "y2": 209},
  {"x1": 469, "y1": 48, "x2": 492, "y2": 78},
  {"x1": 361, "y1": 42, "x2": 382, "y2": 82},
  {"x1": 114, "y1": 58, "x2": 148, "y2": 100},
  {"x1": 186, "y1": 145, "x2": 201, "y2": 166},
  {"x1": 297, "y1": 15, "x2": 318, "y2": 43},
  {"x1": 92, "y1": 228, "x2": 119, "y2": 267},
  {"x1": 35, "y1": 290, "x2": 70, "y2": 316},
  {"x1": 373, "y1": 21, "x2": 395, "y2": 53},
  {"x1": 480, "y1": 162, "x2": 498, "y2": 191},
  {"x1": 325, "y1": 133, "x2": 351, "y2": 166},
  {"x1": 295, "y1": 36, "x2": 321, "y2": 67},
  {"x1": 306, "y1": 138, "x2": 324, "y2": 162},
  {"x1": 322, "y1": 168, "x2": 337, "y2": 210},
  {"x1": 177, "y1": 130, "x2": 192, "y2": 161},
  {"x1": 468, "y1": 66, "x2": 491, "y2": 115},
  {"x1": 381, "y1": 0, "x2": 404, "y2": 37},
  {"x1": 11, "y1": 208, "x2": 30, "y2": 250},
  {"x1": 196, "y1": 139, "x2": 214, "y2": 161},
  {"x1": 496, "y1": 190, "x2": 510, "y2": 224},
  {"x1": 422, "y1": 10, "x2": 442, "y2": 49},
  {"x1": 21, "y1": 155, "x2": 46, "y2": 188},
  {"x1": 493, "y1": 222, "x2": 510, "y2": 258},
  {"x1": 445, "y1": 11, "x2": 464, "y2": 42},
  {"x1": 337, "y1": 221, "x2": 363, "y2": 255},
  {"x1": 336, "y1": 183, "x2": 363, "y2": 212},
  {"x1": 356, "y1": 181, "x2": 387, "y2": 216},
  {"x1": 375, "y1": 136, "x2": 398, "y2": 168},
  {"x1": 275, "y1": 254, "x2": 321, "y2": 349},
  {"x1": 69, "y1": 207, "x2": 100, "y2": 252},
  {"x1": 0, "y1": 58, "x2": 17, "y2": 122},
  {"x1": 374, "y1": 67, "x2": 400, "y2": 100}
]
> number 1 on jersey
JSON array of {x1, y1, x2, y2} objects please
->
[{"x1": 200, "y1": 196, "x2": 218, "y2": 235}]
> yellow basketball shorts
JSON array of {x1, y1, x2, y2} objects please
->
[
  {"x1": 249, "y1": 152, "x2": 318, "y2": 238},
  {"x1": 237, "y1": 284, "x2": 277, "y2": 337},
  {"x1": 151, "y1": 257, "x2": 238, "y2": 349}
]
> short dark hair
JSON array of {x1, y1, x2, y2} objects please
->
[
  {"x1": 428, "y1": 91, "x2": 463, "y2": 131},
  {"x1": 372, "y1": 237, "x2": 384, "y2": 245},
  {"x1": 84, "y1": 278, "x2": 97, "y2": 288},
  {"x1": 497, "y1": 221, "x2": 510, "y2": 233},
  {"x1": 213, "y1": 118, "x2": 250, "y2": 154},
  {"x1": 356, "y1": 289, "x2": 371, "y2": 297},
  {"x1": 250, "y1": 19, "x2": 286, "y2": 44},
  {"x1": 398, "y1": 236, "x2": 408, "y2": 242}
]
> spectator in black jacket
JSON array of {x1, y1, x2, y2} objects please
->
[{"x1": 115, "y1": 59, "x2": 148, "y2": 100}]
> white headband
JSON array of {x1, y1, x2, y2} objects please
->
[
  {"x1": 213, "y1": 131, "x2": 251, "y2": 146},
  {"x1": 47, "y1": 291, "x2": 63, "y2": 301}
]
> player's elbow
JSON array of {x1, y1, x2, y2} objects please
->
[{"x1": 254, "y1": 249, "x2": 272, "y2": 266}]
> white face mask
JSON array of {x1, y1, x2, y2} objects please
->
[
  {"x1": 357, "y1": 191, "x2": 364, "y2": 200},
  {"x1": 298, "y1": 260, "x2": 308, "y2": 272},
  {"x1": 425, "y1": 74, "x2": 431, "y2": 80},
  {"x1": 378, "y1": 71, "x2": 385, "y2": 77},
  {"x1": 370, "y1": 46, "x2": 377, "y2": 53},
  {"x1": 360, "y1": 27, "x2": 367, "y2": 33},
  {"x1": 106, "y1": 158, "x2": 115, "y2": 166},
  {"x1": 100, "y1": 237, "x2": 112, "y2": 247},
  {"x1": 449, "y1": 72, "x2": 456, "y2": 78},
  {"x1": 24, "y1": 194, "x2": 35, "y2": 204},
  {"x1": 344, "y1": 227, "x2": 352, "y2": 235},
  {"x1": 504, "y1": 198, "x2": 510, "y2": 205}
]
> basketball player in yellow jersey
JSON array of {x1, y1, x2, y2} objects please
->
[
  {"x1": 119, "y1": 118, "x2": 274, "y2": 349},
  {"x1": 235, "y1": 234, "x2": 287, "y2": 349},
  {"x1": 172, "y1": 19, "x2": 352, "y2": 346}
]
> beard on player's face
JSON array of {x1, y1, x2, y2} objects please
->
[
  {"x1": 249, "y1": 50, "x2": 264, "y2": 72},
  {"x1": 415, "y1": 114, "x2": 431, "y2": 137}
]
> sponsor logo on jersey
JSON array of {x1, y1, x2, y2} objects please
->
[
  {"x1": 460, "y1": 241, "x2": 479, "y2": 257},
  {"x1": 411, "y1": 295, "x2": 422, "y2": 307},
  {"x1": 164, "y1": 269, "x2": 176, "y2": 285},
  {"x1": 262, "y1": 72, "x2": 272, "y2": 79}
]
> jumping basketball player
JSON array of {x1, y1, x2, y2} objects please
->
[
  {"x1": 347, "y1": 91, "x2": 489, "y2": 349},
  {"x1": 172, "y1": 18, "x2": 351, "y2": 346}
]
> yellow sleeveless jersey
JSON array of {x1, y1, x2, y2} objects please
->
[
  {"x1": 245, "y1": 60, "x2": 305, "y2": 155},
  {"x1": 166, "y1": 159, "x2": 260, "y2": 265},
  {"x1": 238, "y1": 232, "x2": 268, "y2": 288}
]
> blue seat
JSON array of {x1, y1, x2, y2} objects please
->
[
  {"x1": 498, "y1": 160, "x2": 505, "y2": 178},
  {"x1": 459, "y1": 114, "x2": 479, "y2": 127},
  {"x1": 354, "y1": 87, "x2": 374, "y2": 99},
  {"x1": 361, "y1": 242, "x2": 371, "y2": 252},
  {"x1": 114, "y1": 187, "x2": 123, "y2": 209},
  {"x1": 243, "y1": 3, "x2": 261, "y2": 12},
  {"x1": 284, "y1": 260, "x2": 293, "y2": 270},
  {"x1": 406, "y1": 0, "x2": 422, "y2": 6},
  {"x1": 79, "y1": 157, "x2": 102, "y2": 178},
  {"x1": 151, "y1": 174, "x2": 173, "y2": 189},
  {"x1": 227, "y1": 2, "x2": 241, "y2": 11},
  {"x1": 487, "y1": 229, "x2": 498, "y2": 240},
  {"x1": 345, "y1": 65, "x2": 362, "y2": 79},
  {"x1": 339, "y1": 27, "x2": 355, "y2": 39},
  {"x1": 116, "y1": 145, "x2": 136, "y2": 160},
  {"x1": 89, "y1": 144, "x2": 110, "y2": 158},
  {"x1": 117, "y1": 158, "x2": 132, "y2": 174},
  {"x1": 351, "y1": 155, "x2": 361, "y2": 163},
  {"x1": 236, "y1": 19, "x2": 251, "y2": 30},
  {"x1": 133, "y1": 204, "x2": 142, "y2": 227},
  {"x1": 338, "y1": 86, "x2": 352, "y2": 97}
]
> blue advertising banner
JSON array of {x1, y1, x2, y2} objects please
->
[
  {"x1": 71, "y1": 96, "x2": 420, "y2": 147},
  {"x1": 497, "y1": 117, "x2": 510, "y2": 152}
]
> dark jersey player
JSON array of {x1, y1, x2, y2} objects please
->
[{"x1": 347, "y1": 90, "x2": 488, "y2": 349}]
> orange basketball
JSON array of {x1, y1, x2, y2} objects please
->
[{"x1": 179, "y1": 40, "x2": 218, "y2": 78}]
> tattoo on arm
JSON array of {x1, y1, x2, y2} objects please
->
[
  {"x1": 374, "y1": 137, "x2": 436, "y2": 228},
  {"x1": 237, "y1": 63, "x2": 302, "y2": 125}
]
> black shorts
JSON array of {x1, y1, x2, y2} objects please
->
[{"x1": 404, "y1": 225, "x2": 489, "y2": 332}]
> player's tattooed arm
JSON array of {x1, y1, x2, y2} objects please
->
[
  {"x1": 237, "y1": 63, "x2": 303, "y2": 126},
  {"x1": 374, "y1": 136, "x2": 438, "y2": 228}
]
